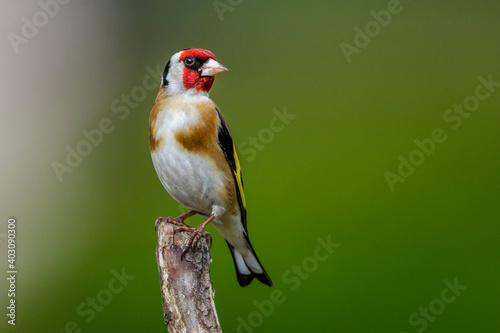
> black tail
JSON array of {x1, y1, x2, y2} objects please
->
[{"x1": 226, "y1": 238, "x2": 272, "y2": 287}]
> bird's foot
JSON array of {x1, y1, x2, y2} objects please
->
[
  {"x1": 154, "y1": 217, "x2": 168, "y2": 231},
  {"x1": 155, "y1": 212, "x2": 196, "y2": 231},
  {"x1": 166, "y1": 216, "x2": 193, "y2": 228},
  {"x1": 175, "y1": 224, "x2": 212, "y2": 259}
]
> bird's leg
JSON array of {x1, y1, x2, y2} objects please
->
[
  {"x1": 168, "y1": 210, "x2": 198, "y2": 227},
  {"x1": 177, "y1": 213, "x2": 215, "y2": 259},
  {"x1": 154, "y1": 210, "x2": 197, "y2": 231}
]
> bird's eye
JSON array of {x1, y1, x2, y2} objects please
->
[{"x1": 184, "y1": 57, "x2": 195, "y2": 66}]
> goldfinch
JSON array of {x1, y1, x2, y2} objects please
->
[{"x1": 149, "y1": 48, "x2": 272, "y2": 287}]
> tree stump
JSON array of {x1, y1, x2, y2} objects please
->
[{"x1": 156, "y1": 221, "x2": 222, "y2": 333}]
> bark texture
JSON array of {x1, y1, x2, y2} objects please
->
[{"x1": 156, "y1": 221, "x2": 222, "y2": 333}]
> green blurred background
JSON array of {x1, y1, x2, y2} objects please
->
[{"x1": 1, "y1": 0, "x2": 499, "y2": 332}]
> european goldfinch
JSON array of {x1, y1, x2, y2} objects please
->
[{"x1": 149, "y1": 48, "x2": 272, "y2": 287}]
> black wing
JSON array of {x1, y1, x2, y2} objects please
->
[{"x1": 215, "y1": 106, "x2": 247, "y2": 231}]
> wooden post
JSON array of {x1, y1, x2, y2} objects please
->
[{"x1": 156, "y1": 221, "x2": 222, "y2": 333}]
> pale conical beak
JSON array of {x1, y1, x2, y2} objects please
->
[{"x1": 200, "y1": 58, "x2": 228, "y2": 77}]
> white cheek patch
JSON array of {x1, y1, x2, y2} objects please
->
[{"x1": 166, "y1": 63, "x2": 187, "y2": 96}]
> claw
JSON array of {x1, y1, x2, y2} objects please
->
[
  {"x1": 155, "y1": 217, "x2": 167, "y2": 231},
  {"x1": 179, "y1": 226, "x2": 212, "y2": 260},
  {"x1": 158, "y1": 211, "x2": 215, "y2": 260},
  {"x1": 167, "y1": 216, "x2": 193, "y2": 228},
  {"x1": 155, "y1": 211, "x2": 197, "y2": 232}
]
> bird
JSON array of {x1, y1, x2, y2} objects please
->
[{"x1": 149, "y1": 48, "x2": 272, "y2": 287}]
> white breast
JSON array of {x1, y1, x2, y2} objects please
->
[{"x1": 151, "y1": 96, "x2": 226, "y2": 216}]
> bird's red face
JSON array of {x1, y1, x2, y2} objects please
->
[{"x1": 178, "y1": 49, "x2": 228, "y2": 92}]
